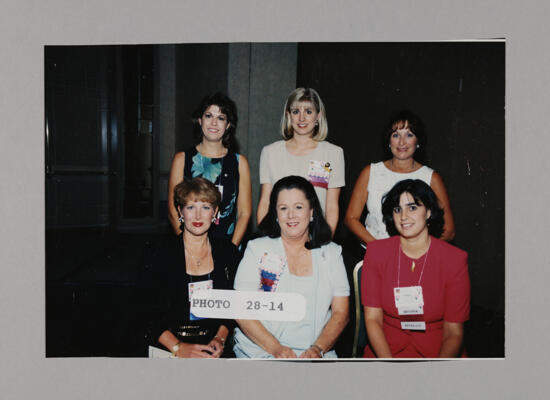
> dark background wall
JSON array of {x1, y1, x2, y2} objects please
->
[
  {"x1": 45, "y1": 46, "x2": 115, "y2": 229},
  {"x1": 296, "y1": 42, "x2": 504, "y2": 315},
  {"x1": 175, "y1": 44, "x2": 229, "y2": 152}
]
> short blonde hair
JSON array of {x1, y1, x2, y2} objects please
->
[
  {"x1": 280, "y1": 88, "x2": 328, "y2": 141},
  {"x1": 174, "y1": 177, "x2": 221, "y2": 211}
]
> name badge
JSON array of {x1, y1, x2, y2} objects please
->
[
  {"x1": 258, "y1": 252, "x2": 286, "y2": 292},
  {"x1": 401, "y1": 321, "x2": 426, "y2": 331},
  {"x1": 394, "y1": 286, "x2": 424, "y2": 315},
  {"x1": 188, "y1": 279, "x2": 213, "y2": 321},
  {"x1": 307, "y1": 160, "x2": 331, "y2": 189},
  {"x1": 397, "y1": 305, "x2": 424, "y2": 315},
  {"x1": 259, "y1": 252, "x2": 285, "y2": 272}
]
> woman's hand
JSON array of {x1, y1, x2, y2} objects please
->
[
  {"x1": 174, "y1": 342, "x2": 216, "y2": 358},
  {"x1": 272, "y1": 344, "x2": 297, "y2": 358},
  {"x1": 303, "y1": 296, "x2": 348, "y2": 359},
  {"x1": 207, "y1": 336, "x2": 225, "y2": 358},
  {"x1": 298, "y1": 346, "x2": 322, "y2": 358},
  {"x1": 159, "y1": 330, "x2": 215, "y2": 358}
]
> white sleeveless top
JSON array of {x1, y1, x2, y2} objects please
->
[{"x1": 364, "y1": 161, "x2": 433, "y2": 239}]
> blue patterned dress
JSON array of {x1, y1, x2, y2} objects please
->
[{"x1": 183, "y1": 147, "x2": 240, "y2": 241}]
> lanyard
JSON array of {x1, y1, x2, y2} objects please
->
[{"x1": 397, "y1": 240, "x2": 431, "y2": 288}]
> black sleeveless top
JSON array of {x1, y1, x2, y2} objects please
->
[{"x1": 183, "y1": 147, "x2": 240, "y2": 241}]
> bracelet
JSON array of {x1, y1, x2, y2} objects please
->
[
  {"x1": 171, "y1": 341, "x2": 181, "y2": 356},
  {"x1": 214, "y1": 335, "x2": 226, "y2": 347},
  {"x1": 310, "y1": 343, "x2": 325, "y2": 357}
]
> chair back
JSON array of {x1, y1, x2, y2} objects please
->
[{"x1": 351, "y1": 260, "x2": 367, "y2": 357}]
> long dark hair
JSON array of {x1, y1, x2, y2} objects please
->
[
  {"x1": 258, "y1": 176, "x2": 332, "y2": 249},
  {"x1": 381, "y1": 179, "x2": 444, "y2": 238}
]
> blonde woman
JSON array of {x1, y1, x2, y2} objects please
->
[{"x1": 257, "y1": 88, "x2": 345, "y2": 236}]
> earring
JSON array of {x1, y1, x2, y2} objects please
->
[
  {"x1": 416, "y1": 144, "x2": 420, "y2": 148},
  {"x1": 388, "y1": 144, "x2": 391, "y2": 148},
  {"x1": 310, "y1": 216, "x2": 314, "y2": 222},
  {"x1": 178, "y1": 216, "x2": 184, "y2": 223},
  {"x1": 212, "y1": 212, "x2": 220, "y2": 225},
  {"x1": 315, "y1": 121, "x2": 319, "y2": 126}
]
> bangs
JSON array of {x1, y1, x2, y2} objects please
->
[
  {"x1": 185, "y1": 192, "x2": 216, "y2": 206},
  {"x1": 213, "y1": 104, "x2": 229, "y2": 117},
  {"x1": 288, "y1": 88, "x2": 320, "y2": 112},
  {"x1": 290, "y1": 98, "x2": 318, "y2": 111},
  {"x1": 391, "y1": 119, "x2": 411, "y2": 132},
  {"x1": 399, "y1": 191, "x2": 424, "y2": 206}
]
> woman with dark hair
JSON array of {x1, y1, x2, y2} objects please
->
[
  {"x1": 150, "y1": 177, "x2": 241, "y2": 358},
  {"x1": 257, "y1": 88, "x2": 345, "y2": 236},
  {"x1": 168, "y1": 92, "x2": 252, "y2": 246},
  {"x1": 233, "y1": 176, "x2": 349, "y2": 358},
  {"x1": 345, "y1": 110, "x2": 455, "y2": 245},
  {"x1": 362, "y1": 179, "x2": 469, "y2": 358}
]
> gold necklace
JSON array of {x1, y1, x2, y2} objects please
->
[
  {"x1": 184, "y1": 241, "x2": 210, "y2": 267},
  {"x1": 403, "y1": 239, "x2": 430, "y2": 272}
]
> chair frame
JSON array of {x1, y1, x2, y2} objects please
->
[{"x1": 351, "y1": 260, "x2": 364, "y2": 358}]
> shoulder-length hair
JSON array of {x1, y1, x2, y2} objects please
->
[
  {"x1": 280, "y1": 88, "x2": 328, "y2": 142},
  {"x1": 381, "y1": 179, "x2": 444, "y2": 238},
  {"x1": 191, "y1": 92, "x2": 238, "y2": 148},
  {"x1": 257, "y1": 175, "x2": 332, "y2": 249},
  {"x1": 382, "y1": 109, "x2": 427, "y2": 163}
]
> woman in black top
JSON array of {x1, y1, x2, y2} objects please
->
[
  {"x1": 167, "y1": 93, "x2": 252, "y2": 247},
  {"x1": 151, "y1": 177, "x2": 241, "y2": 358}
]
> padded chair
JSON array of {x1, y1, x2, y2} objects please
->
[{"x1": 351, "y1": 260, "x2": 367, "y2": 358}]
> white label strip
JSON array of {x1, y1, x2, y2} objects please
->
[{"x1": 190, "y1": 289, "x2": 306, "y2": 321}]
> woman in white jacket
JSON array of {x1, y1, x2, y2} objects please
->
[{"x1": 233, "y1": 176, "x2": 349, "y2": 358}]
